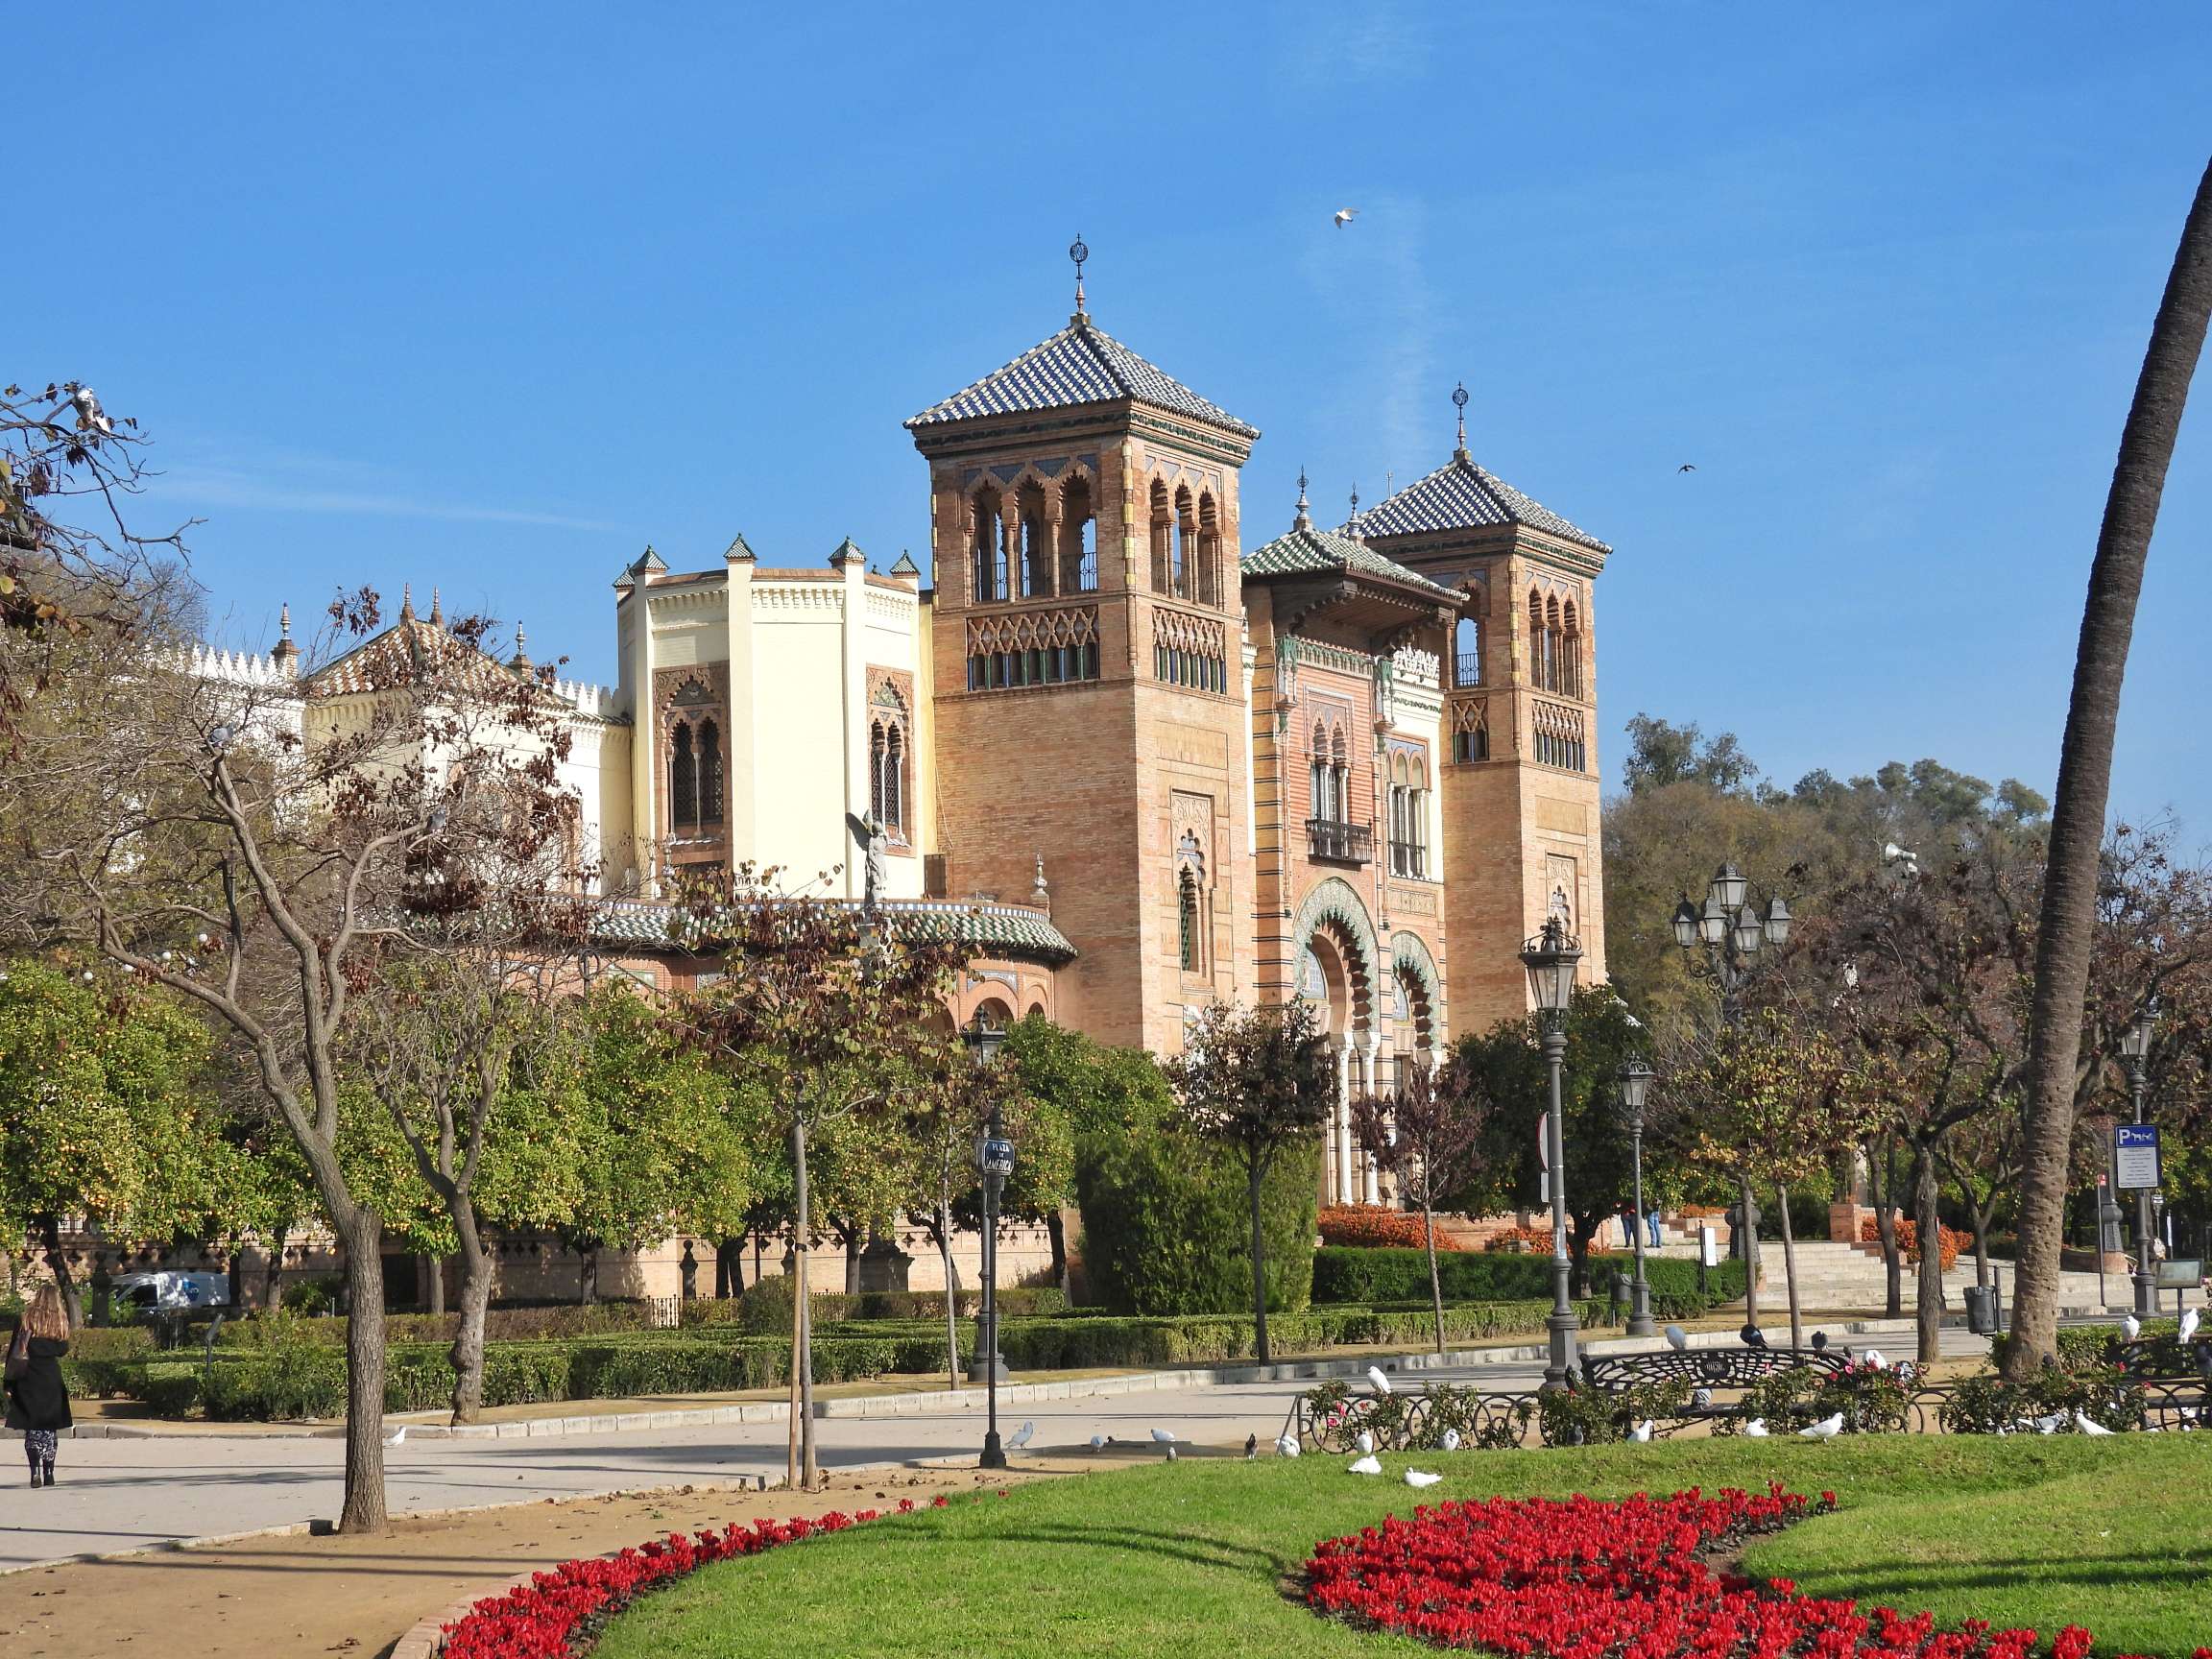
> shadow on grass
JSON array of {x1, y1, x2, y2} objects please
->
[{"x1": 1776, "y1": 1551, "x2": 2211, "y2": 1600}]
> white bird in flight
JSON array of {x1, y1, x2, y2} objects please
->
[
  {"x1": 1799, "y1": 1413, "x2": 1845, "y2": 1440},
  {"x1": 1366, "y1": 1366, "x2": 1393, "y2": 1395},
  {"x1": 1628, "y1": 1420, "x2": 1655, "y2": 1443},
  {"x1": 1440, "y1": 1428, "x2": 1461, "y2": 1452},
  {"x1": 1149, "y1": 1427, "x2": 1176, "y2": 1445},
  {"x1": 2123, "y1": 1315, "x2": 2142, "y2": 1340},
  {"x1": 1348, "y1": 1454, "x2": 1382, "y2": 1475},
  {"x1": 1405, "y1": 1469, "x2": 1444, "y2": 1488},
  {"x1": 1275, "y1": 1434, "x2": 1302, "y2": 1458},
  {"x1": 1007, "y1": 1420, "x2": 1035, "y2": 1450},
  {"x1": 1743, "y1": 1418, "x2": 1769, "y2": 1438},
  {"x1": 1333, "y1": 206, "x2": 1358, "y2": 228},
  {"x1": 2074, "y1": 1412, "x2": 2116, "y2": 1437},
  {"x1": 1354, "y1": 1430, "x2": 1375, "y2": 1455}
]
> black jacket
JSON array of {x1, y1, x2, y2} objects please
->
[{"x1": 4, "y1": 1335, "x2": 72, "y2": 1432}]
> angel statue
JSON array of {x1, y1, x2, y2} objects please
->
[{"x1": 844, "y1": 811, "x2": 887, "y2": 915}]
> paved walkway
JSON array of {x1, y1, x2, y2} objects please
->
[{"x1": 0, "y1": 1325, "x2": 1994, "y2": 1574}]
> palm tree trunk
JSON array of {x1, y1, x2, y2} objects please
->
[{"x1": 2009, "y1": 156, "x2": 2212, "y2": 1379}]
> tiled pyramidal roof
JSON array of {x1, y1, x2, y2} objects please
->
[
  {"x1": 906, "y1": 315, "x2": 1259, "y2": 439},
  {"x1": 1349, "y1": 450, "x2": 1610, "y2": 554},
  {"x1": 1241, "y1": 522, "x2": 1457, "y2": 599}
]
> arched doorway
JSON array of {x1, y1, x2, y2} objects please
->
[{"x1": 1289, "y1": 878, "x2": 1382, "y2": 1206}]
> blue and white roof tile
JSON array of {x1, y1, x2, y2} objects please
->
[
  {"x1": 1349, "y1": 451, "x2": 1609, "y2": 553},
  {"x1": 906, "y1": 317, "x2": 1259, "y2": 440}
]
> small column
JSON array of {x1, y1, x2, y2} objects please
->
[
  {"x1": 1334, "y1": 1041, "x2": 1355, "y2": 1204},
  {"x1": 1358, "y1": 1040, "x2": 1381, "y2": 1205}
]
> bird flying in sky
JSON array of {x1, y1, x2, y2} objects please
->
[{"x1": 1334, "y1": 207, "x2": 1358, "y2": 228}]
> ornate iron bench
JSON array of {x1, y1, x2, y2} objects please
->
[{"x1": 1580, "y1": 1345, "x2": 1849, "y2": 1395}]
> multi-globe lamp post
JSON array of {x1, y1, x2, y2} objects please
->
[
  {"x1": 964, "y1": 1012, "x2": 1014, "y2": 1469},
  {"x1": 2119, "y1": 1007, "x2": 2157, "y2": 1318},
  {"x1": 1615, "y1": 1056, "x2": 1658, "y2": 1339},
  {"x1": 1519, "y1": 914, "x2": 1583, "y2": 1389}
]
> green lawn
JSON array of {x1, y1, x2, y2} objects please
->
[{"x1": 591, "y1": 1437, "x2": 2212, "y2": 1659}]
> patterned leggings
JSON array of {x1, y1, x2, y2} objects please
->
[{"x1": 23, "y1": 1430, "x2": 56, "y2": 1471}]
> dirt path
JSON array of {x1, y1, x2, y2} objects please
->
[{"x1": 0, "y1": 1462, "x2": 1057, "y2": 1659}]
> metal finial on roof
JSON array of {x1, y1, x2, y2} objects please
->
[
  {"x1": 1070, "y1": 233, "x2": 1089, "y2": 318},
  {"x1": 278, "y1": 603, "x2": 291, "y2": 640},
  {"x1": 400, "y1": 582, "x2": 415, "y2": 621},
  {"x1": 430, "y1": 586, "x2": 444, "y2": 625},
  {"x1": 1293, "y1": 468, "x2": 1311, "y2": 531},
  {"x1": 1453, "y1": 381, "x2": 1470, "y2": 454}
]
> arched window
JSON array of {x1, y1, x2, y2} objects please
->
[
  {"x1": 669, "y1": 722, "x2": 697, "y2": 830},
  {"x1": 696, "y1": 719, "x2": 724, "y2": 824},
  {"x1": 1562, "y1": 599, "x2": 1581, "y2": 698},
  {"x1": 1197, "y1": 492, "x2": 1221, "y2": 608},
  {"x1": 869, "y1": 719, "x2": 906, "y2": 835},
  {"x1": 1177, "y1": 865, "x2": 1201, "y2": 972},
  {"x1": 1455, "y1": 614, "x2": 1480, "y2": 687},
  {"x1": 1018, "y1": 481, "x2": 1049, "y2": 598},
  {"x1": 1545, "y1": 594, "x2": 1564, "y2": 694},
  {"x1": 1149, "y1": 480, "x2": 1172, "y2": 593},
  {"x1": 1060, "y1": 476, "x2": 1097, "y2": 593},
  {"x1": 973, "y1": 487, "x2": 1005, "y2": 603}
]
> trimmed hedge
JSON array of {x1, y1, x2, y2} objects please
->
[
  {"x1": 1991, "y1": 1317, "x2": 2206, "y2": 1377},
  {"x1": 211, "y1": 1300, "x2": 664, "y2": 1348},
  {"x1": 1311, "y1": 1246, "x2": 1748, "y2": 1319},
  {"x1": 72, "y1": 1295, "x2": 1604, "y2": 1419},
  {"x1": 690, "y1": 1282, "x2": 1069, "y2": 1334}
]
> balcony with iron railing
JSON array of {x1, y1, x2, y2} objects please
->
[
  {"x1": 1306, "y1": 818, "x2": 1374, "y2": 865},
  {"x1": 1455, "y1": 651, "x2": 1481, "y2": 688}
]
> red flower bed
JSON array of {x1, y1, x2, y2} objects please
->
[
  {"x1": 440, "y1": 1497, "x2": 954, "y2": 1658},
  {"x1": 1861, "y1": 1217, "x2": 1971, "y2": 1271},
  {"x1": 1307, "y1": 1485, "x2": 2196, "y2": 1659},
  {"x1": 1320, "y1": 1204, "x2": 1467, "y2": 1251}
]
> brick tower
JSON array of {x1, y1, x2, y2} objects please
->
[
  {"x1": 906, "y1": 257, "x2": 1257, "y2": 1050},
  {"x1": 1349, "y1": 392, "x2": 1612, "y2": 1034}
]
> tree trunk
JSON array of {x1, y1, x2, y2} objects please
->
[
  {"x1": 1422, "y1": 1199, "x2": 1446, "y2": 1358},
  {"x1": 335, "y1": 1211, "x2": 389, "y2": 1534},
  {"x1": 1738, "y1": 1172, "x2": 1762, "y2": 1327},
  {"x1": 39, "y1": 1214, "x2": 83, "y2": 1331},
  {"x1": 426, "y1": 1254, "x2": 445, "y2": 1316},
  {"x1": 1776, "y1": 1182, "x2": 1803, "y2": 1352},
  {"x1": 448, "y1": 1218, "x2": 493, "y2": 1426},
  {"x1": 842, "y1": 1223, "x2": 862, "y2": 1297},
  {"x1": 937, "y1": 1208, "x2": 960, "y2": 1389},
  {"x1": 1870, "y1": 1140, "x2": 1903, "y2": 1317},
  {"x1": 265, "y1": 1227, "x2": 288, "y2": 1310},
  {"x1": 1046, "y1": 1210, "x2": 1070, "y2": 1297},
  {"x1": 578, "y1": 1248, "x2": 598, "y2": 1306},
  {"x1": 789, "y1": 1118, "x2": 817, "y2": 1490},
  {"x1": 1911, "y1": 1141, "x2": 1944, "y2": 1365},
  {"x1": 1248, "y1": 1162, "x2": 1271, "y2": 1365},
  {"x1": 2010, "y1": 156, "x2": 2212, "y2": 1379}
]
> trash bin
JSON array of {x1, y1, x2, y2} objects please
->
[{"x1": 1963, "y1": 1284, "x2": 1999, "y2": 1335}]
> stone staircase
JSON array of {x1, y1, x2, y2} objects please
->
[{"x1": 1679, "y1": 1238, "x2": 2115, "y2": 1314}]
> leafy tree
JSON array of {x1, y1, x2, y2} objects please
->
[
  {"x1": 0, "y1": 959, "x2": 242, "y2": 1323},
  {"x1": 1351, "y1": 1056, "x2": 1496, "y2": 1356},
  {"x1": 1166, "y1": 999, "x2": 1333, "y2": 1363},
  {"x1": 1621, "y1": 713, "x2": 1762, "y2": 799}
]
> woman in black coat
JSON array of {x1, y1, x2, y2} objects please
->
[{"x1": 5, "y1": 1286, "x2": 73, "y2": 1487}]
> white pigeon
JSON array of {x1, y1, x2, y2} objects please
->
[
  {"x1": 1275, "y1": 1434, "x2": 1302, "y2": 1458},
  {"x1": 384, "y1": 1425, "x2": 408, "y2": 1446},
  {"x1": 68, "y1": 383, "x2": 113, "y2": 437},
  {"x1": 2074, "y1": 1412, "x2": 2116, "y2": 1437},
  {"x1": 1150, "y1": 1427, "x2": 1176, "y2": 1444},
  {"x1": 1628, "y1": 1420, "x2": 1655, "y2": 1443},
  {"x1": 1007, "y1": 1420, "x2": 1035, "y2": 1450},
  {"x1": 2123, "y1": 1314, "x2": 2142, "y2": 1340},
  {"x1": 1354, "y1": 1430, "x2": 1375, "y2": 1455},
  {"x1": 1366, "y1": 1365, "x2": 1393, "y2": 1395},
  {"x1": 1440, "y1": 1429, "x2": 1461, "y2": 1453},
  {"x1": 1664, "y1": 1325, "x2": 1689, "y2": 1351},
  {"x1": 1405, "y1": 1469, "x2": 1443, "y2": 1488},
  {"x1": 1863, "y1": 1350, "x2": 1887, "y2": 1370},
  {"x1": 1089, "y1": 1433, "x2": 1105, "y2": 1452},
  {"x1": 1333, "y1": 207, "x2": 1359, "y2": 228},
  {"x1": 2179, "y1": 1308, "x2": 2200, "y2": 1344},
  {"x1": 1348, "y1": 1454, "x2": 1382, "y2": 1475},
  {"x1": 2033, "y1": 1411, "x2": 2068, "y2": 1435},
  {"x1": 1798, "y1": 1413, "x2": 1845, "y2": 1440},
  {"x1": 1743, "y1": 1418, "x2": 1769, "y2": 1438}
]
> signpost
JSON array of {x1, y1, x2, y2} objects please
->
[{"x1": 2115, "y1": 1123, "x2": 2162, "y2": 1190}]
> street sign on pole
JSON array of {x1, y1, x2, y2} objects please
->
[{"x1": 2114, "y1": 1123, "x2": 2162, "y2": 1190}]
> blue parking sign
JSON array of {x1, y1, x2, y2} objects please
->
[{"x1": 2114, "y1": 1123, "x2": 2161, "y2": 1190}]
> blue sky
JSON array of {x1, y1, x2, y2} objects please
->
[{"x1": 19, "y1": 5, "x2": 2211, "y2": 832}]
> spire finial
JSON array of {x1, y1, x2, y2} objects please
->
[
  {"x1": 1032, "y1": 853, "x2": 1050, "y2": 912},
  {"x1": 1070, "y1": 233, "x2": 1090, "y2": 320},
  {"x1": 1293, "y1": 468, "x2": 1311, "y2": 531},
  {"x1": 400, "y1": 581, "x2": 415, "y2": 621},
  {"x1": 430, "y1": 586, "x2": 443, "y2": 625},
  {"x1": 1453, "y1": 381, "x2": 1470, "y2": 456},
  {"x1": 278, "y1": 603, "x2": 291, "y2": 641}
]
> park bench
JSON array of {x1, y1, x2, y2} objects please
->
[{"x1": 1580, "y1": 1345, "x2": 1852, "y2": 1428}]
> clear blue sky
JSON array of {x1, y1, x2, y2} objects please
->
[{"x1": 19, "y1": 5, "x2": 2210, "y2": 833}]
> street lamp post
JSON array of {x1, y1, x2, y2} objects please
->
[
  {"x1": 1671, "y1": 863, "x2": 1791, "y2": 1326},
  {"x1": 2120, "y1": 1008, "x2": 2157, "y2": 1318},
  {"x1": 1616, "y1": 1056, "x2": 1658, "y2": 1338},
  {"x1": 1520, "y1": 916, "x2": 1584, "y2": 1389},
  {"x1": 964, "y1": 1012, "x2": 1013, "y2": 1468}
]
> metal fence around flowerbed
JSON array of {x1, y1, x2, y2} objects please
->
[{"x1": 1281, "y1": 1342, "x2": 2212, "y2": 1452}]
